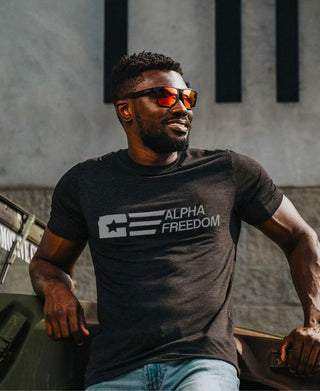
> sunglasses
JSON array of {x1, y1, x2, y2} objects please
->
[{"x1": 122, "y1": 86, "x2": 197, "y2": 110}]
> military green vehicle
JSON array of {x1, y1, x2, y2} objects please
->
[{"x1": 0, "y1": 193, "x2": 319, "y2": 390}]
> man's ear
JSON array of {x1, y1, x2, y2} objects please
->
[{"x1": 115, "y1": 100, "x2": 132, "y2": 123}]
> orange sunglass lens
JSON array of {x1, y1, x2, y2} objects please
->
[
  {"x1": 158, "y1": 88, "x2": 178, "y2": 107},
  {"x1": 183, "y1": 90, "x2": 196, "y2": 109},
  {"x1": 157, "y1": 88, "x2": 196, "y2": 108}
]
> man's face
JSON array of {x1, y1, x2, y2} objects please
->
[{"x1": 127, "y1": 70, "x2": 194, "y2": 154}]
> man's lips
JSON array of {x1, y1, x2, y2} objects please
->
[{"x1": 164, "y1": 118, "x2": 190, "y2": 133}]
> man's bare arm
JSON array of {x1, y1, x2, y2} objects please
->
[
  {"x1": 29, "y1": 227, "x2": 89, "y2": 345},
  {"x1": 258, "y1": 195, "x2": 320, "y2": 376}
]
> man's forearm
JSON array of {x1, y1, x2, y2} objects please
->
[
  {"x1": 29, "y1": 257, "x2": 74, "y2": 299},
  {"x1": 258, "y1": 196, "x2": 320, "y2": 373},
  {"x1": 29, "y1": 256, "x2": 89, "y2": 344},
  {"x1": 287, "y1": 230, "x2": 320, "y2": 327}
]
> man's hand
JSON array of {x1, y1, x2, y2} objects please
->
[
  {"x1": 43, "y1": 281, "x2": 90, "y2": 346},
  {"x1": 280, "y1": 326, "x2": 320, "y2": 376}
]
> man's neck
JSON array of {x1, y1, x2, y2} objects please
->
[{"x1": 127, "y1": 147, "x2": 178, "y2": 167}]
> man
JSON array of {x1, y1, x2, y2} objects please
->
[{"x1": 30, "y1": 52, "x2": 320, "y2": 391}]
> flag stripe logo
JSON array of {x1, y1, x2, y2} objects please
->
[
  {"x1": 129, "y1": 210, "x2": 165, "y2": 218},
  {"x1": 98, "y1": 211, "x2": 165, "y2": 238},
  {"x1": 128, "y1": 210, "x2": 165, "y2": 236}
]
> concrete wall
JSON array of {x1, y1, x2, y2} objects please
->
[
  {"x1": 1, "y1": 0, "x2": 320, "y2": 336},
  {"x1": 1, "y1": 0, "x2": 320, "y2": 186}
]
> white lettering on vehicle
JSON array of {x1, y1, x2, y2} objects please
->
[{"x1": 0, "y1": 223, "x2": 37, "y2": 264}]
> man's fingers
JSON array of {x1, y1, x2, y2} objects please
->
[
  {"x1": 79, "y1": 307, "x2": 90, "y2": 337},
  {"x1": 68, "y1": 308, "x2": 85, "y2": 345},
  {"x1": 44, "y1": 316, "x2": 53, "y2": 338},
  {"x1": 44, "y1": 303, "x2": 60, "y2": 339},
  {"x1": 289, "y1": 341, "x2": 304, "y2": 375},
  {"x1": 68, "y1": 308, "x2": 80, "y2": 334},
  {"x1": 305, "y1": 344, "x2": 320, "y2": 376},
  {"x1": 280, "y1": 336, "x2": 292, "y2": 362},
  {"x1": 311, "y1": 350, "x2": 320, "y2": 375},
  {"x1": 293, "y1": 343, "x2": 320, "y2": 376},
  {"x1": 282, "y1": 327, "x2": 320, "y2": 376},
  {"x1": 280, "y1": 330, "x2": 304, "y2": 375},
  {"x1": 49, "y1": 317, "x2": 63, "y2": 340},
  {"x1": 66, "y1": 305, "x2": 90, "y2": 345},
  {"x1": 80, "y1": 323, "x2": 90, "y2": 337},
  {"x1": 59, "y1": 315, "x2": 71, "y2": 339}
]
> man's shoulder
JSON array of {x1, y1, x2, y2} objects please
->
[
  {"x1": 67, "y1": 150, "x2": 124, "y2": 174},
  {"x1": 186, "y1": 148, "x2": 261, "y2": 166},
  {"x1": 185, "y1": 148, "x2": 233, "y2": 164},
  {"x1": 55, "y1": 150, "x2": 124, "y2": 187},
  {"x1": 184, "y1": 149, "x2": 268, "y2": 178}
]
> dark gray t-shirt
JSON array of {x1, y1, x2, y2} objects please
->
[{"x1": 47, "y1": 149, "x2": 283, "y2": 387}]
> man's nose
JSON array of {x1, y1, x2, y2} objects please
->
[{"x1": 169, "y1": 98, "x2": 190, "y2": 114}]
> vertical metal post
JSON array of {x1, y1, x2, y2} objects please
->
[
  {"x1": 276, "y1": 0, "x2": 299, "y2": 102},
  {"x1": 104, "y1": 0, "x2": 128, "y2": 103},
  {"x1": 215, "y1": 0, "x2": 242, "y2": 102}
]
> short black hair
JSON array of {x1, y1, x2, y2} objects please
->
[{"x1": 111, "y1": 51, "x2": 183, "y2": 103}]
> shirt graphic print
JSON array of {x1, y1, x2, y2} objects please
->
[{"x1": 98, "y1": 204, "x2": 220, "y2": 239}]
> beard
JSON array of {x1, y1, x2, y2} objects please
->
[
  {"x1": 137, "y1": 115, "x2": 190, "y2": 154},
  {"x1": 140, "y1": 130, "x2": 190, "y2": 153}
]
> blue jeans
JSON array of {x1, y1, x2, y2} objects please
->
[{"x1": 86, "y1": 358, "x2": 240, "y2": 391}]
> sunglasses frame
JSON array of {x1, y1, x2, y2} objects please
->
[{"x1": 122, "y1": 86, "x2": 197, "y2": 109}]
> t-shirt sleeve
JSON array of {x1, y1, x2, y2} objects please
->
[
  {"x1": 47, "y1": 165, "x2": 88, "y2": 240},
  {"x1": 230, "y1": 151, "x2": 283, "y2": 225}
]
